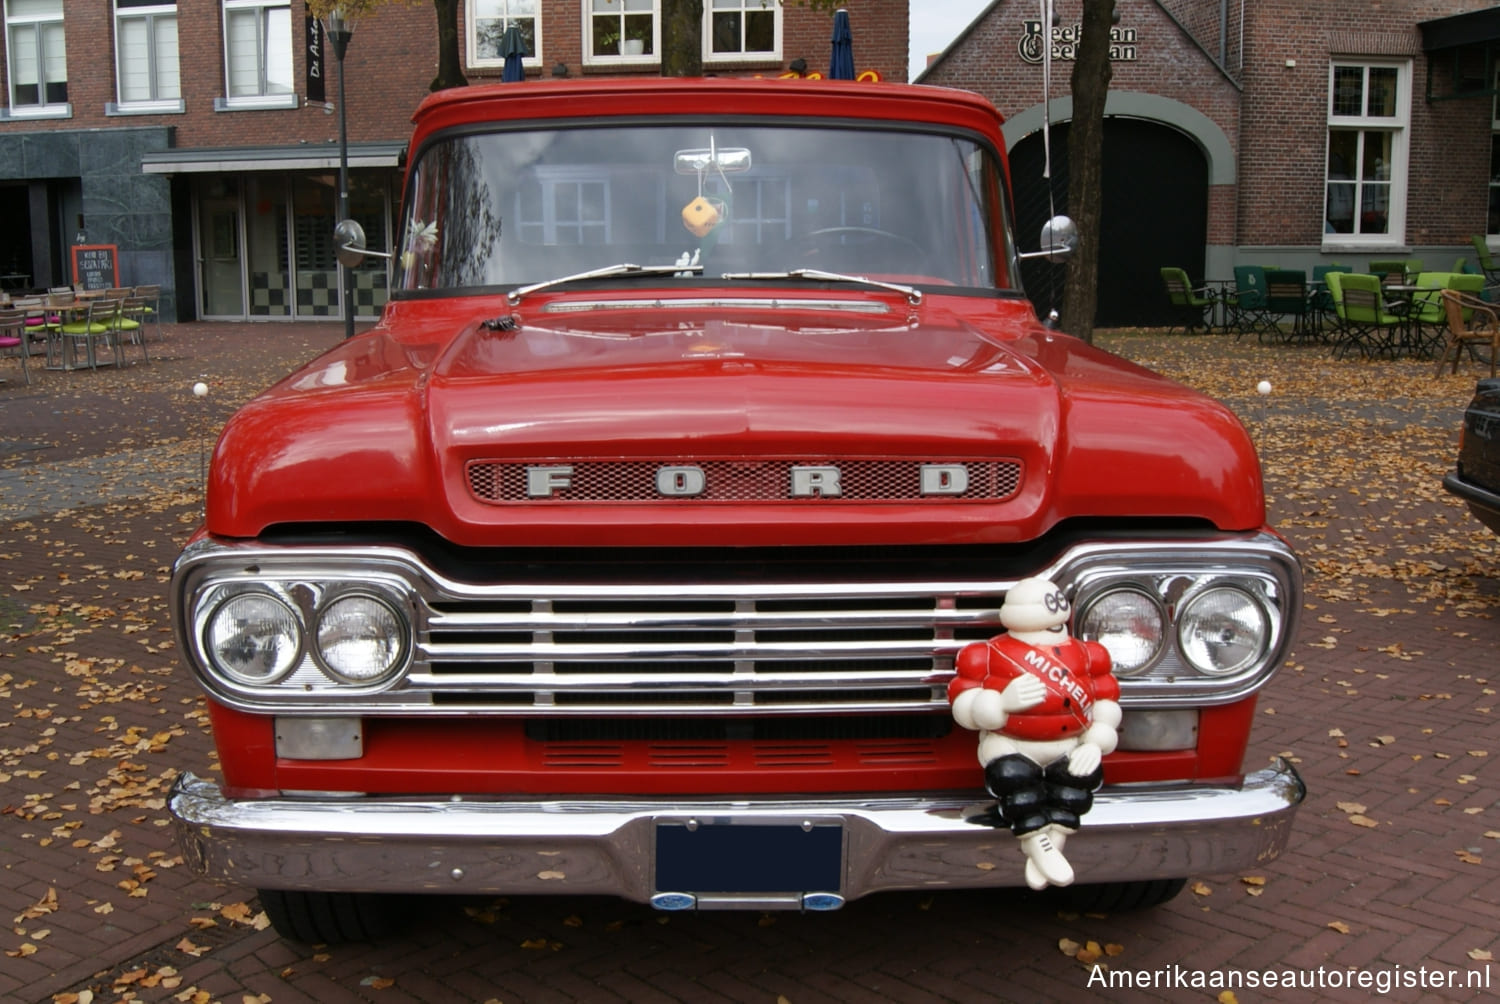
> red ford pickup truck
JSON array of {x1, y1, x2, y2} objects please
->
[{"x1": 168, "y1": 77, "x2": 1304, "y2": 943}]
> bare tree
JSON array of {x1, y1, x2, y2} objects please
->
[
  {"x1": 660, "y1": 0, "x2": 705, "y2": 77},
  {"x1": 1061, "y1": 0, "x2": 1114, "y2": 344}
]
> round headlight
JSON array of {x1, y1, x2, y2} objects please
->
[
  {"x1": 315, "y1": 594, "x2": 407, "y2": 684},
  {"x1": 206, "y1": 592, "x2": 301, "y2": 685},
  {"x1": 1178, "y1": 586, "x2": 1269, "y2": 676},
  {"x1": 1076, "y1": 587, "x2": 1165, "y2": 676}
]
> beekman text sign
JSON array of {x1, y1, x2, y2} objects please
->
[{"x1": 1018, "y1": 20, "x2": 1138, "y2": 63}]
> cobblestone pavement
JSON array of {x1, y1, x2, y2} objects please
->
[{"x1": 1, "y1": 323, "x2": 1497, "y2": 1003}]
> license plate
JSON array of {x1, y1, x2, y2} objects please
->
[{"x1": 654, "y1": 820, "x2": 843, "y2": 895}]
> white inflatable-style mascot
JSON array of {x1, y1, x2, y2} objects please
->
[{"x1": 947, "y1": 576, "x2": 1122, "y2": 890}]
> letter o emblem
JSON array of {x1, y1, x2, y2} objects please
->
[{"x1": 657, "y1": 466, "x2": 707, "y2": 496}]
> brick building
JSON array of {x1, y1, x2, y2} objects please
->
[
  {"x1": 0, "y1": 1, "x2": 905, "y2": 323},
  {"x1": 920, "y1": 0, "x2": 1500, "y2": 326}
]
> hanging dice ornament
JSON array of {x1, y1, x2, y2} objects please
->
[{"x1": 947, "y1": 576, "x2": 1122, "y2": 890}]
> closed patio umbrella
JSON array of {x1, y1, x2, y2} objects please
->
[
  {"x1": 829, "y1": 8, "x2": 854, "y2": 80},
  {"x1": 501, "y1": 24, "x2": 527, "y2": 82}
]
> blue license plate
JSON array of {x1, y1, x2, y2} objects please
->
[{"x1": 655, "y1": 820, "x2": 843, "y2": 894}]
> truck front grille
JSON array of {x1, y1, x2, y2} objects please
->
[{"x1": 412, "y1": 589, "x2": 1004, "y2": 714}]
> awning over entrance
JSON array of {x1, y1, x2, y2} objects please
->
[
  {"x1": 1419, "y1": 5, "x2": 1500, "y2": 101},
  {"x1": 141, "y1": 141, "x2": 405, "y2": 174}
]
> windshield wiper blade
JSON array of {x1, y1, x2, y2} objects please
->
[
  {"x1": 507, "y1": 262, "x2": 703, "y2": 305},
  {"x1": 719, "y1": 268, "x2": 922, "y2": 305}
]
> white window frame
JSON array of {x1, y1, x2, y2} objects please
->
[
  {"x1": 1322, "y1": 58, "x2": 1411, "y2": 249},
  {"x1": 703, "y1": 0, "x2": 781, "y2": 65},
  {"x1": 1489, "y1": 69, "x2": 1500, "y2": 239},
  {"x1": 112, "y1": 1, "x2": 183, "y2": 114},
  {"x1": 515, "y1": 168, "x2": 613, "y2": 246},
  {"x1": 3, "y1": 0, "x2": 70, "y2": 119},
  {"x1": 219, "y1": 0, "x2": 296, "y2": 110},
  {"x1": 582, "y1": 0, "x2": 660, "y2": 68},
  {"x1": 467, "y1": 0, "x2": 543, "y2": 71}
]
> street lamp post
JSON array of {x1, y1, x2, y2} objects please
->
[{"x1": 327, "y1": 8, "x2": 355, "y2": 340}]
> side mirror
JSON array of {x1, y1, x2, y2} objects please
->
[
  {"x1": 334, "y1": 219, "x2": 393, "y2": 268},
  {"x1": 1019, "y1": 215, "x2": 1078, "y2": 263}
]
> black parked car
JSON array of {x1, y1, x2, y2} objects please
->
[{"x1": 1445, "y1": 377, "x2": 1500, "y2": 535}]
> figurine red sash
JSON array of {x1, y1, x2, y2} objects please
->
[{"x1": 949, "y1": 633, "x2": 1119, "y2": 742}]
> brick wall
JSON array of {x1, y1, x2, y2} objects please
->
[
  {"x1": 921, "y1": 0, "x2": 1243, "y2": 247},
  {"x1": 1238, "y1": 0, "x2": 1494, "y2": 249},
  {"x1": 0, "y1": 2, "x2": 907, "y2": 149},
  {"x1": 919, "y1": 0, "x2": 1500, "y2": 255}
]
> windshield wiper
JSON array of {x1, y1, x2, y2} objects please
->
[
  {"x1": 719, "y1": 268, "x2": 922, "y2": 305},
  {"x1": 507, "y1": 262, "x2": 703, "y2": 305}
]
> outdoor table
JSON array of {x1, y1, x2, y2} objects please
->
[
  {"x1": 1204, "y1": 278, "x2": 1236, "y2": 333},
  {"x1": 1380, "y1": 284, "x2": 1431, "y2": 357},
  {"x1": 43, "y1": 291, "x2": 115, "y2": 371}
]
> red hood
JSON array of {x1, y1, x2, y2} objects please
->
[{"x1": 204, "y1": 293, "x2": 1264, "y2": 546}]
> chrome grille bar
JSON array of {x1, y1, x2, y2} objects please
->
[{"x1": 416, "y1": 589, "x2": 991, "y2": 712}]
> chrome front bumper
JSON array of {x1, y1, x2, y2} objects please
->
[{"x1": 170, "y1": 760, "x2": 1304, "y2": 910}]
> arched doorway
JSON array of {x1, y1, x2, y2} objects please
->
[{"x1": 1009, "y1": 117, "x2": 1210, "y2": 328}]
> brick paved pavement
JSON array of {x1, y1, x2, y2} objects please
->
[{"x1": 1, "y1": 323, "x2": 1497, "y2": 1003}]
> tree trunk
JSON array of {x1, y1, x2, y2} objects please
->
[
  {"x1": 430, "y1": 0, "x2": 467, "y2": 91},
  {"x1": 1061, "y1": 0, "x2": 1114, "y2": 344},
  {"x1": 661, "y1": 0, "x2": 704, "y2": 77}
]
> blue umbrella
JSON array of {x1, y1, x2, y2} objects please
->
[
  {"x1": 501, "y1": 24, "x2": 527, "y2": 83},
  {"x1": 829, "y1": 8, "x2": 855, "y2": 80}
]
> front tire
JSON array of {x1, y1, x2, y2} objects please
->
[
  {"x1": 1054, "y1": 877, "x2": 1188, "y2": 912},
  {"x1": 258, "y1": 889, "x2": 410, "y2": 943}
]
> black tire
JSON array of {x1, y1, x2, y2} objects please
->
[
  {"x1": 1053, "y1": 877, "x2": 1188, "y2": 913},
  {"x1": 257, "y1": 888, "x2": 410, "y2": 944}
]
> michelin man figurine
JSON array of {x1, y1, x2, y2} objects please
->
[{"x1": 947, "y1": 577, "x2": 1121, "y2": 890}]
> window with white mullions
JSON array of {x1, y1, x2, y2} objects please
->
[
  {"x1": 116, "y1": 1, "x2": 180, "y2": 106},
  {"x1": 708, "y1": 0, "x2": 779, "y2": 58},
  {"x1": 1324, "y1": 60, "x2": 1409, "y2": 244},
  {"x1": 5, "y1": 0, "x2": 67, "y2": 110},
  {"x1": 587, "y1": 0, "x2": 657, "y2": 63},
  {"x1": 708, "y1": 175, "x2": 791, "y2": 245},
  {"x1": 517, "y1": 174, "x2": 611, "y2": 246},
  {"x1": 1489, "y1": 71, "x2": 1500, "y2": 237},
  {"x1": 469, "y1": 0, "x2": 541, "y2": 68},
  {"x1": 223, "y1": 0, "x2": 292, "y2": 102}
]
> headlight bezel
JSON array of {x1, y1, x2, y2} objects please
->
[
  {"x1": 188, "y1": 568, "x2": 415, "y2": 700},
  {"x1": 1070, "y1": 555, "x2": 1293, "y2": 705}
]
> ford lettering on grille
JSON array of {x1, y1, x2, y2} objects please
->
[{"x1": 467, "y1": 459, "x2": 1023, "y2": 504}]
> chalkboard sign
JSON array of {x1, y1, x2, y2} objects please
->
[{"x1": 71, "y1": 244, "x2": 119, "y2": 291}]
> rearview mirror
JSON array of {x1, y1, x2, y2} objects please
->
[
  {"x1": 675, "y1": 146, "x2": 752, "y2": 175},
  {"x1": 1018, "y1": 215, "x2": 1077, "y2": 263}
]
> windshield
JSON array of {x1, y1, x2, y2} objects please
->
[{"x1": 392, "y1": 123, "x2": 1018, "y2": 294}]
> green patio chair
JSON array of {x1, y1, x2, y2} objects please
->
[
  {"x1": 1159, "y1": 266, "x2": 1217, "y2": 335},
  {"x1": 1262, "y1": 268, "x2": 1310, "y2": 343},
  {"x1": 1231, "y1": 265, "x2": 1273, "y2": 339},
  {"x1": 1368, "y1": 259, "x2": 1420, "y2": 285},
  {"x1": 1310, "y1": 264, "x2": 1351, "y2": 339},
  {"x1": 1470, "y1": 235, "x2": 1500, "y2": 285},
  {"x1": 1328, "y1": 271, "x2": 1403, "y2": 359}
]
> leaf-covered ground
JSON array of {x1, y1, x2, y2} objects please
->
[{"x1": 1, "y1": 325, "x2": 1496, "y2": 1003}]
